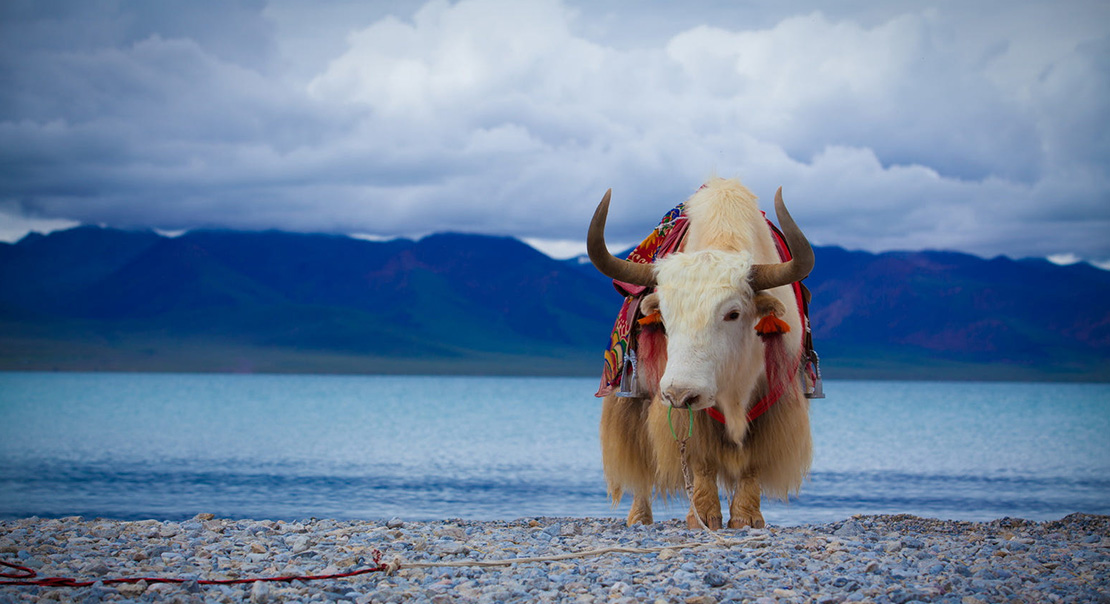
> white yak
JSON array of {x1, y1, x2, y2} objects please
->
[{"x1": 588, "y1": 178, "x2": 814, "y2": 529}]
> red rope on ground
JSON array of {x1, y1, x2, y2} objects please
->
[{"x1": 0, "y1": 550, "x2": 387, "y2": 588}]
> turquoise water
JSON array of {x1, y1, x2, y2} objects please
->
[{"x1": 0, "y1": 372, "x2": 1107, "y2": 524}]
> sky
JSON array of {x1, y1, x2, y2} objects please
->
[{"x1": 1, "y1": 0, "x2": 1107, "y2": 266}]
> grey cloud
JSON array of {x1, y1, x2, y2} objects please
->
[
  {"x1": 0, "y1": 0, "x2": 275, "y2": 70},
  {"x1": 0, "y1": 0, "x2": 1107, "y2": 265}
]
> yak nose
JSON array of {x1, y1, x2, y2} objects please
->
[{"x1": 663, "y1": 388, "x2": 701, "y2": 409}]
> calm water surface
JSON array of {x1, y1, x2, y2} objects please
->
[{"x1": 0, "y1": 373, "x2": 1107, "y2": 524}]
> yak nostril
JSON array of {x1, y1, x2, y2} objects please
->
[
  {"x1": 678, "y1": 391, "x2": 700, "y2": 408},
  {"x1": 665, "y1": 388, "x2": 701, "y2": 409}
]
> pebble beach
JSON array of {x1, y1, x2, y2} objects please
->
[{"x1": 1, "y1": 513, "x2": 1107, "y2": 603}]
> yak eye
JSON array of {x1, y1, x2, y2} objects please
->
[{"x1": 724, "y1": 310, "x2": 741, "y2": 322}]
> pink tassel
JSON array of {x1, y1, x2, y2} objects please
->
[{"x1": 636, "y1": 325, "x2": 667, "y2": 397}]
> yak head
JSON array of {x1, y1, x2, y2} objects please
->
[{"x1": 587, "y1": 187, "x2": 813, "y2": 417}]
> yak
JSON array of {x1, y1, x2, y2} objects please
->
[{"x1": 587, "y1": 177, "x2": 814, "y2": 529}]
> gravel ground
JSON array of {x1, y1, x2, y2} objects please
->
[{"x1": 1, "y1": 513, "x2": 1107, "y2": 603}]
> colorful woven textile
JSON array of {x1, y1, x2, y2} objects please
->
[{"x1": 594, "y1": 203, "x2": 689, "y2": 397}]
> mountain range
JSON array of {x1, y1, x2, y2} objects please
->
[{"x1": 1, "y1": 226, "x2": 1107, "y2": 381}]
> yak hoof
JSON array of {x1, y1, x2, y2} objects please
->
[
  {"x1": 627, "y1": 510, "x2": 653, "y2": 526},
  {"x1": 687, "y1": 511, "x2": 723, "y2": 530},
  {"x1": 728, "y1": 514, "x2": 766, "y2": 529}
]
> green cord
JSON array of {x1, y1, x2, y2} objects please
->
[{"x1": 667, "y1": 405, "x2": 694, "y2": 441}]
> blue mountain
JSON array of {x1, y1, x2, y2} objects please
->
[{"x1": 0, "y1": 226, "x2": 1106, "y2": 380}]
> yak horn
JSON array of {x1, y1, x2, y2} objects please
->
[
  {"x1": 587, "y1": 189, "x2": 657, "y2": 287},
  {"x1": 750, "y1": 187, "x2": 815, "y2": 292}
]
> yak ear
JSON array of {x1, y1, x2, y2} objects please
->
[
  {"x1": 640, "y1": 292, "x2": 661, "y2": 317},
  {"x1": 753, "y1": 292, "x2": 786, "y2": 318}
]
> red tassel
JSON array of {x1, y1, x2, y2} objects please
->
[{"x1": 755, "y1": 314, "x2": 790, "y2": 336}]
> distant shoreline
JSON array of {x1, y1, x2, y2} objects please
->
[
  {"x1": 3, "y1": 514, "x2": 1107, "y2": 601},
  {"x1": 2, "y1": 362, "x2": 1108, "y2": 383}
]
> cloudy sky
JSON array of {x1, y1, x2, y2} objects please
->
[{"x1": 1, "y1": 0, "x2": 1107, "y2": 265}]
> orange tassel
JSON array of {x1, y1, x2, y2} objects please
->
[
  {"x1": 755, "y1": 314, "x2": 790, "y2": 336},
  {"x1": 638, "y1": 311, "x2": 663, "y2": 326}
]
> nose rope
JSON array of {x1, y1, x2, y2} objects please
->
[
  {"x1": 668, "y1": 406, "x2": 725, "y2": 536},
  {"x1": 667, "y1": 405, "x2": 694, "y2": 441}
]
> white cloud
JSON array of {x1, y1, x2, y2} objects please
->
[
  {"x1": 0, "y1": 0, "x2": 1106, "y2": 265},
  {"x1": 0, "y1": 206, "x2": 79, "y2": 243},
  {"x1": 1047, "y1": 253, "x2": 1082, "y2": 266},
  {"x1": 522, "y1": 238, "x2": 581, "y2": 259}
]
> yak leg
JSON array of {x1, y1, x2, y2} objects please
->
[
  {"x1": 728, "y1": 472, "x2": 765, "y2": 529},
  {"x1": 627, "y1": 492, "x2": 654, "y2": 526},
  {"x1": 686, "y1": 462, "x2": 723, "y2": 530}
]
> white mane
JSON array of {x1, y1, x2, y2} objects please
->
[{"x1": 654, "y1": 249, "x2": 755, "y2": 332}]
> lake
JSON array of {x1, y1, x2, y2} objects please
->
[{"x1": 0, "y1": 372, "x2": 1107, "y2": 525}]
